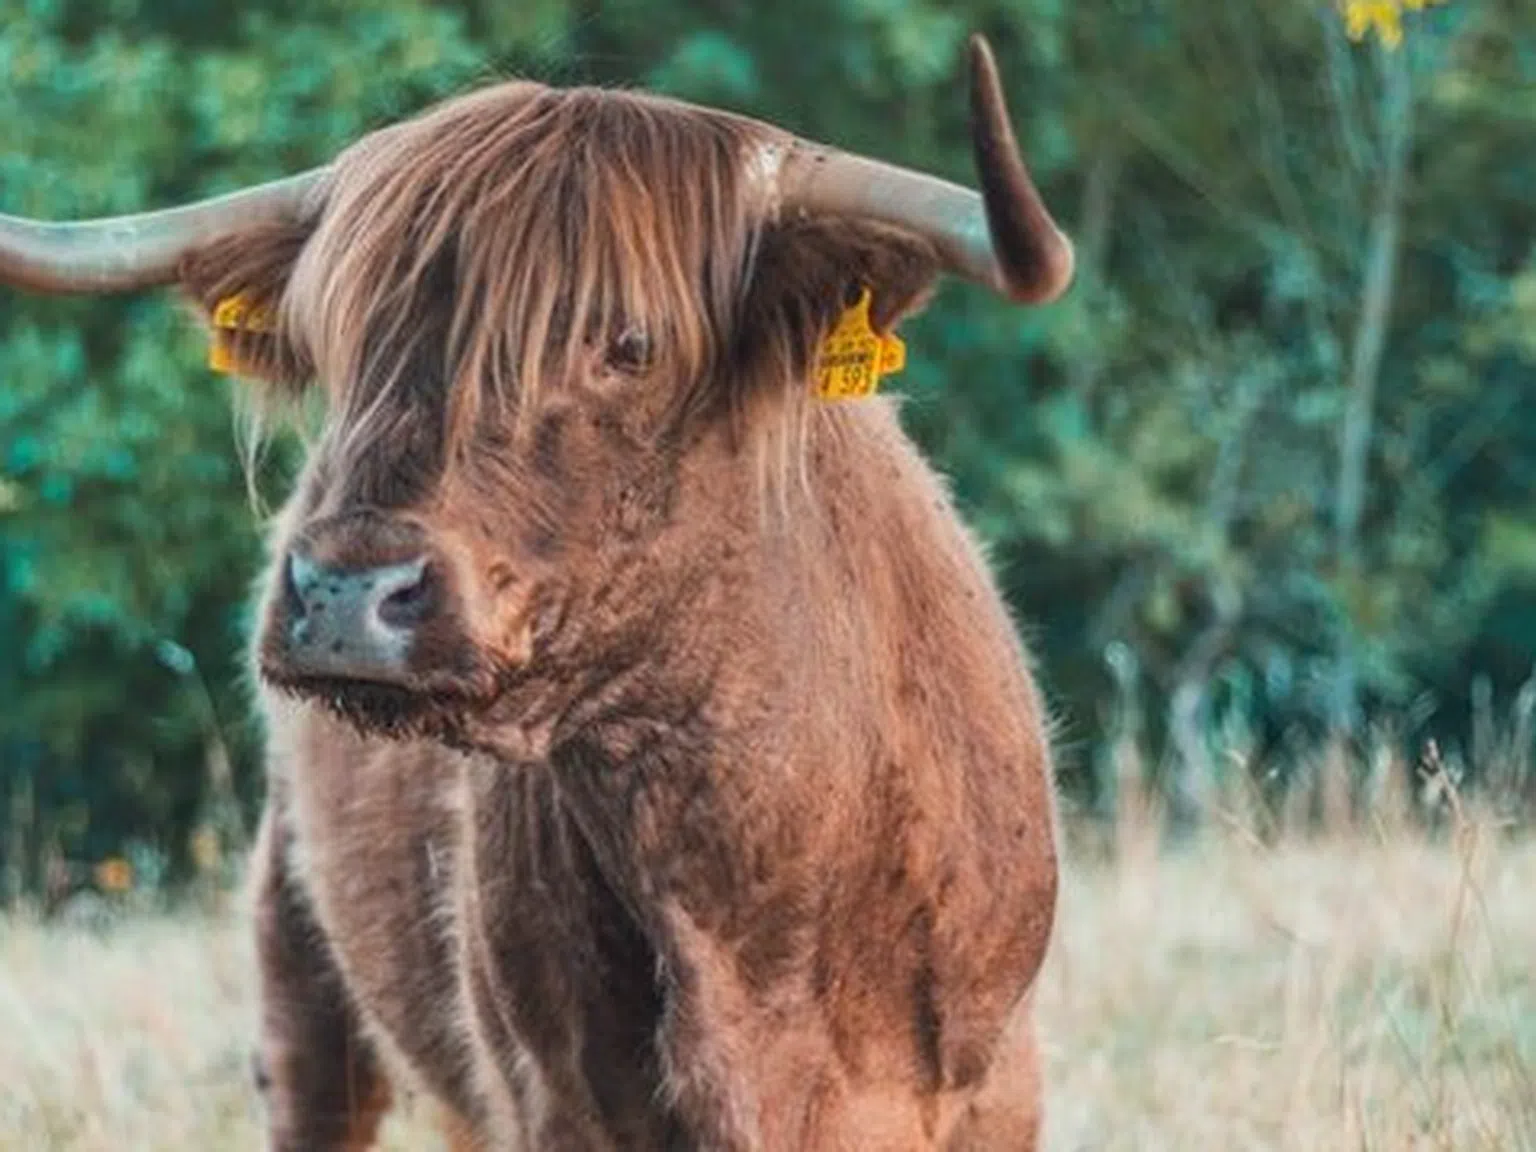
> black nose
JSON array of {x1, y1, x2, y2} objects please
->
[{"x1": 281, "y1": 550, "x2": 436, "y2": 682}]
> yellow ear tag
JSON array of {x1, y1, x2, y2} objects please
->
[
  {"x1": 814, "y1": 288, "x2": 907, "y2": 402},
  {"x1": 208, "y1": 293, "x2": 276, "y2": 374}
]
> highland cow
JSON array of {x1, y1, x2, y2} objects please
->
[{"x1": 1, "y1": 36, "x2": 1073, "y2": 1150}]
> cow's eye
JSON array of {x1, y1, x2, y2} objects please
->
[{"x1": 605, "y1": 326, "x2": 653, "y2": 375}]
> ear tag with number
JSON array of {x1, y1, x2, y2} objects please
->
[
  {"x1": 814, "y1": 288, "x2": 907, "y2": 402},
  {"x1": 208, "y1": 293, "x2": 276, "y2": 374}
]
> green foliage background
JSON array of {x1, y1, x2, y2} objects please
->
[{"x1": 2, "y1": 0, "x2": 1532, "y2": 896}]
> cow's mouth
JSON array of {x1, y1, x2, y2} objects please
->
[{"x1": 259, "y1": 663, "x2": 497, "y2": 747}]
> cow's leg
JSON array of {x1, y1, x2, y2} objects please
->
[
  {"x1": 659, "y1": 997, "x2": 934, "y2": 1151},
  {"x1": 250, "y1": 798, "x2": 393, "y2": 1151},
  {"x1": 458, "y1": 764, "x2": 682, "y2": 1150},
  {"x1": 652, "y1": 911, "x2": 927, "y2": 1152},
  {"x1": 654, "y1": 910, "x2": 1044, "y2": 1152},
  {"x1": 941, "y1": 999, "x2": 1043, "y2": 1152},
  {"x1": 661, "y1": 1005, "x2": 1039, "y2": 1152}
]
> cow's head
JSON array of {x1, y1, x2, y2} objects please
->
[{"x1": 0, "y1": 38, "x2": 1071, "y2": 754}]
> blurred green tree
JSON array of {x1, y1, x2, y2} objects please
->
[{"x1": 1, "y1": 0, "x2": 1532, "y2": 899}]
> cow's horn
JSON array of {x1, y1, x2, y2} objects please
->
[
  {"x1": 778, "y1": 35, "x2": 1074, "y2": 305},
  {"x1": 0, "y1": 169, "x2": 329, "y2": 295}
]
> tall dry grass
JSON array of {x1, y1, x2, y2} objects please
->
[
  {"x1": 1042, "y1": 686, "x2": 1536, "y2": 1150},
  {"x1": 1, "y1": 811, "x2": 1530, "y2": 1150},
  {"x1": 1043, "y1": 824, "x2": 1535, "y2": 1150}
]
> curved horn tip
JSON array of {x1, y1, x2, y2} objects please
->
[
  {"x1": 967, "y1": 33, "x2": 1000, "y2": 78},
  {"x1": 965, "y1": 31, "x2": 1076, "y2": 306},
  {"x1": 1009, "y1": 239, "x2": 1076, "y2": 307}
]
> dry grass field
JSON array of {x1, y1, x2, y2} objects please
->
[{"x1": 0, "y1": 822, "x2": 1532, "y2": 1151}]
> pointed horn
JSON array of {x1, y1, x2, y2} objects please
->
[
  {"x1": 777, "y1": 34, "x2": 1073, "y2": 304},
  {"x1": 0, "y1": 169, "x2": 330, "y2": 295}
]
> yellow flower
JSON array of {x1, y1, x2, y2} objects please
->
[
  {"x1": 1341, "y1": 0, "x2": 1446, "y2": 48},
  {"x1": 94, "y1": 857, "x2": 134, "y2": 894}
]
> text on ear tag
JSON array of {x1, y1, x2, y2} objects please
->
[{"x1": 815, "y1": 288, "x2": 907, "y2": 402}]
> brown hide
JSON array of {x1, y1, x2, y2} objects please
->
[{"x1": 176, "y1": 76, "x2": 1061, "y2": 1151}]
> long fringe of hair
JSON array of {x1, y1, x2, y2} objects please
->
[{"x1": 181, "y1": 80, "x2": 940, "y2": 518}]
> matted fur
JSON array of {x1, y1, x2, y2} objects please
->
[{"x1": 182, "y1": 76, "x2": 1059, "y2": 1152}]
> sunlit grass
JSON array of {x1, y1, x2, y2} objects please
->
[
  {"x1": 0, "y1": 824, "x2": 1532, "y2": 1150},
  {"x1": 1042, "y1": 824, "x2": 1536, "y2": 1151}
]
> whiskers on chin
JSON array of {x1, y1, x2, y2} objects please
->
[{"x1": 259, "y1": 668, "x2": 485, "y2": 745}]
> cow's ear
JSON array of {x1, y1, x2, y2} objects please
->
[
  {"x1": 178, "y1": 216, "x2": 316, "y2": 397},
  {"x1": 730, "y1": 216, "x2": 941, "y2": 386}
]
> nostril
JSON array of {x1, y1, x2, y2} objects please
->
[
  {"x1": 376, "y1": 559, "x2": 436, "y2": 629},
  {"x1": 380, "y1": 577, "x2": 427, "y2": 620}
]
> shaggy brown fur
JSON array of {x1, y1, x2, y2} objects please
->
[{"x1": 181, "y1": 77, "x2": 1060, "y2": 1151}]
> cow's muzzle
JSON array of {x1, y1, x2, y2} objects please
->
[{"x1": 276, "y1": 545, "x2": 438, "y2": 685}]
